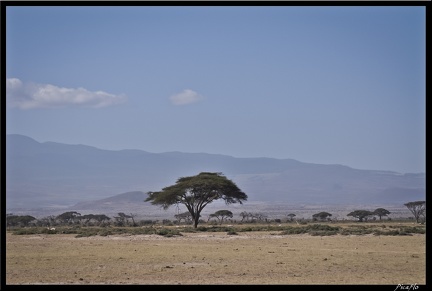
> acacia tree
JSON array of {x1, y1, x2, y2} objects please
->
[
  {"x1": 56, "y1": 211, "x2": 81, "y2": 224},
  {"x1": 174, "y1": 211, "x2": 193, "y2": 224},
  {"x1": 312, "y1": 212, "x2": 332, "y2": 221},
  {"x1": 80, "y1": 214, "x2": 111, "y2": 226},
  {"x1": 145, "y1": 172, "x2": 247, "y2": 228},
  {"x1": 287, "y1": 213, "x2": 296, "y2": 221},
  {"x1": 38, "y1": 215, "x2": 57, "y2": 227},
  {"x1": 114, "y1": 212, "x2": 133, "y2": 226},
  {"x1": 208, "y1": 210, "x2": 233, "y2": 225},
  {"x1": 347, "y1": 210, "x2": 374, "y2": 222},
  {"x1": 6, "y1": 215, "x2": 37, "y2": 228},
  {"x1": 239, "y1": 211, "x2": 252, "y2": 222},
  {"x1": 404, "y1": 201, "x2": 426, "y2": 223},
  {"x1": 373, "y1": 208, "x2": 391, "y2": 220}
]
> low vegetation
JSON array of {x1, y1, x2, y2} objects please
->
[
  {"x1": 8, "y1": 221, "x2": 425, "y2": 238},
  {"x1": 6, "y1": 199, "x2": 425, "y2": 239}
]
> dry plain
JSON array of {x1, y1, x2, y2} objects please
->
[{"x1": 5, "y1": 223, "x2": 426, "y2": 285}]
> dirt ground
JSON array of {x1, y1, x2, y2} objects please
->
[{"x1": 5, "y1": 231, "x2": 426, "y2": 285}]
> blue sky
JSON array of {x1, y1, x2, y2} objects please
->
[{"x1": 5, "y1": 5, "x2": 426, "y2": 174}]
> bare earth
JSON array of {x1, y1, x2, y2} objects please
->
[{"x1": 5, "y1": 231, "x2": 426, "y2": 285}]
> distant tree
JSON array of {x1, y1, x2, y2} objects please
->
[
  {"x1": 404, "y1": 201, "x2": 426, "y2": 223},
  {"x1": 174, "y1": 211, "x2": 193, "y2": 224},
  {"x1": 239, "y1": 211, "x2": 253, "y2": 222},
  {"x1": 287, "y1": 213, "x2": 296, "y2": 221},
  {"x1": 37, "y1": 215, "x2": 57, "y2": 227},
  {"x1": 94, "y1": 214, "x2": 111, "y2": 223},
  {"x1": 81, "y1": 214, "x2": 111, "y2": 226},
  {"x1": 373, "y1": 208, "x2": 391, "y2": 220},
  {"x1": 347, "y1": 210, "x2": 374, "y2": 222},
  {"x1": 6, "y1": 215, "x2": 37, "y2": 228},
  {"x1": 114, "y1": 212, "x2": 133, "y2": 226},
  {"x1": 239, "y1": 211, "x2": 268, "y2": 222},
  {"x1": 56, "y1": 211, "x2": 81, "y2": 224},
  {"x1": 145, "y1": 172, "x2": 247, "y2": 228},
  {"x1": 129, "y1": 213, "x2": 138, "y2": 226},
  {"x1": 312, "y1": 212, "x2": 332, "y2": 221},
  {"x1": 251, "y1": 212, "x2": 268, "y2": 222},
  {"x1": 208, "y1": 210, "x2": 233, "y2": 225}
]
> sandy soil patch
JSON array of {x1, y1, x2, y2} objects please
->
[{"x1": 6, "y1": 231, "x2": 426, "y2": 285}]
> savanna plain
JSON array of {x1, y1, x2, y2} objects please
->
[{"x1": 5, "y1": 221, "x2": 426, "y2": 285}]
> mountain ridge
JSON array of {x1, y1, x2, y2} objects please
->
[{"x1": 6, "y1": 134, "x2": 425, "y2": 210}]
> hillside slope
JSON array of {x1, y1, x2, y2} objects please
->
[{"x1": 6, "y1": 134, "x2": 425, "y2": 210}]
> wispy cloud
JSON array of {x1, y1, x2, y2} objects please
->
[
  {"x1": 6, "y1": 78, "x2": 127, "y2": 109},
  {"x1": 169, "y1": 89, "x2": 204, "y2": 106}
]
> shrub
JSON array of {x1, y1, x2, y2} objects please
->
[
  {"x1": 156, "y1": 228, "x2": 182, "y2": 237},
  {"x1": 309, "y1": 230, "x2": 338, "y2": 236}
]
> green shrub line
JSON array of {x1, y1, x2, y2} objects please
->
[{"x1": 8, "y1": 223, "x2": 425, "y2": 238}]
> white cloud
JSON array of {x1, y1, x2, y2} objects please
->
[
  {"x1": 169, "y1": 89, "x2": 204, "y2": 106},
  {"x1": 6, "y1": 78, "x2": 127, "y2": 109}
]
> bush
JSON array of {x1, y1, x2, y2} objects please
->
[
  {"x1": 309, "y1": 230, "x2": 338, "y2": 236},
  {"x1": 12, "y1": 228, "x2": 40, "y2": 235},
  {"x1": 156, "y1": 228, "x2": 182, "y2": 237},
  {"x1": 7, "y1": 220, "x2": 426, "y2": 238},
  {"x1": 307, "y1": 224, "x2": 340, "y2": 231},
  {"x1": 374, "y1": 230, "x2": 405, "y2": 236},
  {"x1": 98, "y1": 230, "x2": 113, "y2": 236}
]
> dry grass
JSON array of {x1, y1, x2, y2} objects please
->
[{"x1": 5, "y1": 224, "x2": 426, "y2": 285}]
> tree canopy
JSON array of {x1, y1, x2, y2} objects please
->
[
  {"x1": 6, "y1": 215, "x2": 37, "y2": 227},
  {"x1": 373, "y1": 208, "x2": 391, "y2": 220},
  {"x1": 312, "y1": 212, "x2": 332, "y2": 221},
  {"x1": 287, "y1": 213, "x2": 296, "y2": 221},
  {"x1": 404, "y1": 201, "x2": 426, "y2": 223},
  {"x1": 145, "y1": 172, "x2": 247, "y2": 228},
  {"x1": 347, "y1": 210, "x2": 374, "y2": 222},
  {"x1": 209, "y1": 210, "x2": 233, "y2": 224},
  {"x1": 56, "y1": 211, "x2": 81, "y2": 224},
  {"x1": 174, "y1": 211, "x2": 193, "y2": 224}
]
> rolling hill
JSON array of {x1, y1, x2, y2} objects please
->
[{"x1": 5, "y1": 134, "x2": 425, "y2": 211}]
